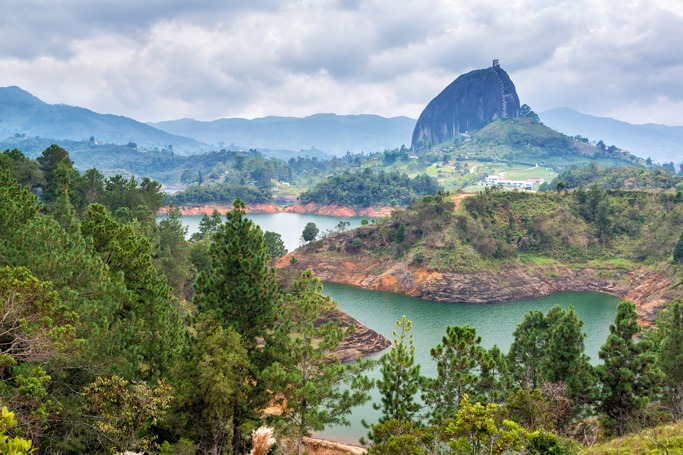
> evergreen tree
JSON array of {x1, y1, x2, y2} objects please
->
[
  {"x1": 673, "y1": 230, "x2": 683, "y2": 263},
  {"x1": 373, "y1": 316, "x2": 422, "y2": 423},
  {"x1": 36, "y1": 144, "x2": 74, "y2": 203},
  {"x1": 263, "y1": 231, "x2": 287, "y2": 260},
  {"x1": 597, "y1": 301, "x2": 663, "y2": 436},
  {"x1": 421, "y1": 325, "x2": 489, "y2": 423},
  {"x1": 192, "y1": 198, "x2": 279, "y2": 453},
  {"x1": 302, "y1": 222, "x2": 319, "y2": 243},
  {"x1": 193, "y1": 199, "x2": 278, "y2": 350},
  {"x1": 541, "y1": 306, "x2": 597, "y2": 422},
  {"x1": 657, "y1": 300, "x2": 683, "y2": 418},
  {"x1": 265, "y1": 270, "x2": 372, "y2": 454},
  {"x1": 171, "y1": 313, "x2": 250, "y2": 455},
  {"x1": 155, "y1": 203, "x2": 194, "y2": 298}
]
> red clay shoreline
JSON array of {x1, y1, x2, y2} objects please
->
[{"x1": 161, "y1": 202, "x2": 396, "y2": 218}]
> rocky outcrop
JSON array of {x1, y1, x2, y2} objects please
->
[
  {"x1": 279, "y1": 251, "x2": 678, "y2": 327},
  {"x1": 412, "y1": 61, "x2": 520, "y2": 151},
  {"x1": 325, "y1": 309, "x2": 391, "y2": 362}
]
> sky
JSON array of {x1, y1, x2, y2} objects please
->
[{"x1": 2, "y1": 0, "x2": 682, "y2": 125}]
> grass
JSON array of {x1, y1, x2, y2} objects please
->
[{"x1": 582, "y1": 420, "x2": 683, "y2": 454}]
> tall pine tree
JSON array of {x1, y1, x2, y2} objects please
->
[{"x1": 597, "y1": 301, "x2": 663, "y2": 436}]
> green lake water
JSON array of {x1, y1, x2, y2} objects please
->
[
  {"x1": 316, "y1": 283, "x2": 620, "y2": 444},
  {"x1": 176, "y1": 212, "x2": 621, "y2": 444}
]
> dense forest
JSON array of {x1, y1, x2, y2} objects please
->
[
  {"x1": 298, "y1": 168, "x2": 441, "y2": 208},
  {"x1": 4, "y1": 145, "x2": 683, "y2": 454}
]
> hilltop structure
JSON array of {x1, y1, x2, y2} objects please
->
[{"x1": 411, "y1": 60, "x2": 520, "y2": 151}]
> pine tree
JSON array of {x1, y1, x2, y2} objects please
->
[
  {"x1": 541, "y1": 306, "x2": 597, "y2": 422},
  {"x1": 422, "y1": 325, "x2": 489, "y2": 423},
  {"x1": 36, "y1": 144, "x2": 74, "y2": 203},
  {"x1": 657, "y1": 300, "x2": 683, "y2": 418},
  {"x1": 193, "y1": 199, "x2": 278, "y2": 350},
  {"x1": 597, "y1": 301, "x2": 663, "y2": 436},
  {"x1": 374, "y1": 316, "x2": 422, "y2": 423},
  {"x1": 673, "y1": 231, "x2": 683, "y2": 263},
  {"x1": 265, "y1": 270, "x2": 372, "y2": 454}
]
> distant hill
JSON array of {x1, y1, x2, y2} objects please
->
[
  {"x1": 149, "y1": 113, "x2": 415, "y2": 156},
  {"x1": 412, "y1": 61, "x2": 520, "y2": 151},
  {"x1": 540, "y1": 108, "x2": 683, "y2": 164},
  {"x1": 445, "y1": 117, "x2": 644, "y2": 170},
  {"x1": 0, "y1": 86, "x2": 205, "y2": 153}
]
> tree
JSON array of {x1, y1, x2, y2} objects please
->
[
  {"x1": 82, "y1": 375, "x2": 172, "y2": 453},
  {"x1": 656, "y1": 300, "x2": 683, "y2": 418},
  {"x1": 193, "y1": 199, "x2": 278, "y2": 350},
  {"x1": 555, "y1": 180, "x2": 566, "y2": 192},
  {"x1": 540, "y1": 306, "x2": 597, "y2": 424},
  {"x1": 421, "y1": 325, "x2": 489, "y2": 423},
  {"x1": 265, "y1": 270, "x2": 372, "y2": 454},
  {"x1": 190, "y1": 209, "x2": 223, "y2": 241},
  {"x1": 155, "y1": 203, "x2": 194, "y2": 298},
  {"x1": 192, "y1": 198, "x2": 279, "y2": 453},
  {"x1": 597, "y1": 301, "x2": 663, "y2": 436},
  {"x1": 36, "y1": 144, "x2": 74, "y2": 203},
  {"x1": 373, "y1": 316, "x2": 422, "y2": 424},
  {"x1": 263, "y1": 231, "x2": 287, "y2": 260},
  {"x1": 302, "y1": 222, "x2": 319, "y2": 243},
  {"x1": 519, "y1": 104, "x2": 540, "y2": 122},
  {"x1": 673, "y1": 230, "x2": 683, "y2": 263},
  {"x1": 171, "y1": 313, "x2": 250, "y2": 455},
  {"x1": 444, "y1": 395, "x2": 526, "y2": 455}
]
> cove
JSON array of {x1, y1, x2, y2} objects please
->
[
  {"x1": 315, "y1": 282, "x2": 620, "y2": 444},
  {"x1": 177, "y1": 213, "x2": 370, "y2": 252}
]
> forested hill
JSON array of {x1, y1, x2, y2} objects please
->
[
  {"x1": 543, "y1": 162, "x2": 683, "y2": 191},
  {"x1": 297, "y1": 168, "x2": 441, "y2": 208}
]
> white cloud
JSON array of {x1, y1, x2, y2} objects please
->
[{"x1": 0, "y1": 0, "x2": 681, "y2": 124}]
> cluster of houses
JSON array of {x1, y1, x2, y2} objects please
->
[{"x1": 481, "y1": 175, "x2": 544, "y2": 191}]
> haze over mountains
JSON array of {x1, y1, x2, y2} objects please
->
[
  {"x1": 540, "y1": 108, "x2": 683, "y2": 164},
  {"x1": 1, "y1": 85, "x2": 681, "y2": 164},
  {"x1": 149, "y1": 114, "x2": 415, "y2": 156}
]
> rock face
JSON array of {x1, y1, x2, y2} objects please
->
[{"x1": 411, "y1": 61, "x2": 520, "y2": 151}]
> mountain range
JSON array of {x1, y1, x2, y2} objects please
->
[
  {"x1": 149, "y1": 114, "x2": 415, "y2": 156},
  {"x1": 540, "y1": 108, "x2": 683, "y2": 164},
  {"x1": 1, "y1": 85, "x2": 682, "y2": 164}
]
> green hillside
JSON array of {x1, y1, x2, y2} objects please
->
[{"x1": 439, "y1": 117, "x2": 644, "y2": 170}]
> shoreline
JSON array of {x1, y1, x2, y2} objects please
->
[
  {"x1": 160, "y1": 202, "x2": 395, "y2": 218},
  {"x1": 278, "y1": 247, "x2": 678, "y2": 327}
]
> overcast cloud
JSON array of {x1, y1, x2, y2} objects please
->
[{"x1": 1, "y1": 0, "x2": 681, "y2": 125}]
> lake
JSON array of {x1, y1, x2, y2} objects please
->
[
  {"x1": 178, "y1": 213, "x2": 371, "y2": 252},
  {"x1": 176, "y1": 212, "x2": 620, "y2": 444}
]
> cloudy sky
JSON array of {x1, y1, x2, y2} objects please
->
[{"x1": 2, "y1": 0, "x2": 682, "y2": 125}]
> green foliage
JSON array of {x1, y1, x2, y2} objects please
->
[
  {"x1": 155, "y1": 203, "x2": 195, "y2": 298},
  {"x1": 171, "y1": 182, "x2": 273, "y2": 205},
  {"x1": 81, "y1": 203, "x2": 183, "y2": 378},
  {"x1": 82, "y1": 375, "x2": 172, "y2": 453},
  {"x1": 373, "y1": 316, "x2": 422, "y2": 424},
  {"x1": 597, "y1": 301, "x2": 663, "y2": 436},
  {"x1": 302, "y1": 222, "x2": 319, "y2": 243},
  {"x1": 0, "y1": 407, "x2": 33, "y2": 455},
  {"x1": 36, "y1": 144, "x2": 74, "y2": 203},
  {"x1": 265, "y1": 270, "x2": 372, "y2": 453},
  {"x1": 298, "y1": 168, "x2": 441, "y2": 209},
  {"x1": 421, "y1": 325, "x2": 490, "y2": 423},
  {"x1": 655, "y1": 300, "x2": 683, "y2": 419},
  {"x1": 444, "y1": 395, "x2": 527, "y2": 455},
  {"x1": 673, "y1": 231, "x2": 683, "y2": 263},
  {"x1": 547, "y1": 162, "x2": 682, "y2": 192},
  {"x1": 171, "y1": 313, "x2": 250, "y2": 455},
  {"x1": 193, "y1": 199, "x2": 278, "y2": 350},
  {"x1": 263, "y1": 231, "x2": 287, "y2": 260}
]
